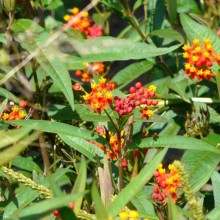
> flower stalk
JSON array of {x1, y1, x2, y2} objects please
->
[
  {"x1": 2, "y1": 166, "x2": 52, "y2": 199},
  {"x1": 173, "y1": 161, "x2": 205, "y2": 220}
]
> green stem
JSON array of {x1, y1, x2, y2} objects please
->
[
  {"x1": 216, "y1": 71, "x2": 220, "y2": 100},
  {"x1": 123, "y1": 0, "x2": 132, "y2": 15},
  {"x1": 117, "y1": 131, "x2": 124, "y2": 191},
  {"x1": 143, "y1": 0, "x2": 148, "y2": 35},
  {"x1": 104, "y1": 110, "x2": 119, "y2": 133}
]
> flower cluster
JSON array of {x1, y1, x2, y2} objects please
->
[
  {"x1": 73, "y1": 77, "x2": 116, "y2": 114},
  {"x1": 114, "y1": 82, "x2": 158, "y2": 119},
  {"x1": 64, "y1": 7, "x2": 103, "y2": 39},
  {"x1": 183, "y1": 38, "x2": 220, "y2": 80},
  {"x1": 153, "y1": 163, "x2": 182, "y2": 203},
  {"x1": 1, "y1": 100, "x2": 28, "y2": 121},
  {"x1": 75, "y1": 62, "x2": 105, "y2": 82}
]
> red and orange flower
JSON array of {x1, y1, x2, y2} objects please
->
[
  {"x1": 1, "y1": 100, "x2": 28, "y2": 121},
  {"x1": 64, "y1": 7, "x2": 103, "y2": 39},
  {"x1": 74, "y1": 77, "x2": 116, "y2": 114},
  {"x1": 153, "y1": 163, "x2": 182, "y2": 203},
  {"x1": 183, "y1": 38, "x2": 220, "y2": 80}
]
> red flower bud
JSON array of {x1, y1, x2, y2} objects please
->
[
  {"x1": 135, "y1": 82, "x2": 142, "y2": 89},
  {"x1": 69, "y1": 201, "x2": 74, "y2": 209},
  {"x1": 19, "y1": 100, "x2": 27, "y2": 109},
  {"x1": 72, "y1": 83, "x2": 82, "y2": 91},
  {"x1": 53, "y1": 210, "x2": 59, "y2": 217},
  {"x1": 129, "y1": 86, "x2": 136, "y2": 94},
  {"x1": 122, "y1": 158, "x2": 127, "y2": 168}
]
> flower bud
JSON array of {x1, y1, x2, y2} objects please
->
[{"x1": 3, "y1": 0, "x2": 15, "y2": 12}]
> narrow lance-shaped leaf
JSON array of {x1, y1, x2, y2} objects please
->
[
  {"x1": 0, "y1": 88, "x2": 19, "y2": 102},
  {"x1": 0, "y1": 98, "x2": 8, "y2": 118},
  {"x1": 57, "y1": 135, "x2": 104, "y2": 162},
  {"x1": 61, "y1": 36, "x2": 182, "y2": 62},
  {"x1": 182, "y1": 150, "x2": 220, "y2": 192},
  {"x1": 0, "y1": 131, "x2": 39, "y2": 167},
  {"x1": 0, "y1": 127, "x2": 33, "y2": 149},
  {"x1": 71, "y1": 156, "x2": 87, "y2": 215},
  {"x1": 149, "y1": 29, "x2": 184, "y2": 43},
  {"x1": 130, "y1": 135, "x2": 220, "y2": 154},
  {"x1": 211, "y1": 171, "x2": 220, "y2": 207},
  {"x1": 131, "y1": 190, "x2": 156, "y2": 217},
  {"x1": 167, "y1": 0, "x2": 177, "y2": 24},
  {"x1": 206, "y1": 205, "x2": 220, "y2": 220},
  {"x1": 12, "y1": 156, "x2": 42, "y2": 173},
  {"x1": 18, "y1": 192, "x2": 85, "y2": 220},
  {"x1": 6, "y1": 119, "x2": 109, "y2": 147},
  {"x1": 112, "y1": 61, "x2": 154, "y2": 89}
]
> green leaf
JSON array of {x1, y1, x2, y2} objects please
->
[
  {"x1": 168, "y1": 196, "x2": 181, "y2": 220},
  {"x1": 0, "y1": 33, "x2": 6, "y2": 43},
  {"x1": 180, "y1": 14, "x2": 220, "y2": 52},
  {"x1": 0, "y1": 88, "x2": 19, "y2": 102},
  {"x1": 51, "y1": 104, "x2": 110, "y2": 121},
  {"x1": 202, "y1": 133, "x2": 220, "y2": 147},
  {"x1": 71, "y1": 156, "x2": 87, "y2": 215},
  {"x1": 182, "y1": 150, "x2": 220, "y2": 192},
  {"x1": 36, "y1": 52, "x2": 75, "y2": 111},
  {"x1": 3, "y1": 188, "x2": 39, "y2": 219},
  {"x1": 0, "y1": 127, "x2": 32, "y2": 149},
  {"x1": 168, "y1": 74, "x2": 193, "y2": 103},
  {"x1": 59, "y1": 135, "x2": 104, "y2": 162},
  {"x1": 112, "y1": 61, "x2": 154, "y2": 89},
  {"x1": 11, "y1": 19, "x2": 44, "y2": 33},
  {"x1": 11, "y1": 19, "x2": 74, "y2": 110},
  {"x1": 17, "y1": 192, "x2": 85, "y2": 219},
  {"x1": 92, "y1": 12, "x2": 111, "y2": 27},
  {"x1": 206, "y1": 205, "x2": 220, "y2": 220},
  {"x1": 153, "y1": 0, "x2": 165, "y2": 30},
  {"x1": 0, "y1": 98, "x2": 8, "y2": 117},
  {"x1": 177, "y1": 0, "x2": 201, "y2": 14},
  {"x1": 6, "y1": 119, "x2": 109, "y2": 147},
  {"x1": 208, "y1": 107, "x2": 220, "y2": 123},
  {"x1": 167, "y1": 0, "x2": 177, "y2": 24},
  {"x1": 131, "y1": 135, "x2": 220, "y2": 154},
  {"x1": 107, "y1": 148, "x2": 167, "y2": 218},
  {"x1": 0, "y1": 131, "x2": 39, "y2": 167},
  {"x1": 64, "y1": 36, "x2": 181, "y2": 62},
  {"x1": 47, "y1": 174, "x2": 63, "y2": 197},
  {"x1": 211, "y1": 171, "x2": 220, "y2": 207},
  {"x1": 12, "y1": 156, "x2": 42, "y2": 173},
  {"x1": 131, "y1": 190, "x2": 156, "y2": 217},
  {"x1": 133, "y1": 0, "x2": 144, "y2": 11},
  {"x1": 149, "y1": 29, "x2": 184, "y2": 43},
  {"x1": 92, "y1": 182, "x2": 109, "y2": 220}
]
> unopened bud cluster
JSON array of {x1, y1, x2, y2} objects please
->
[{"x1": 114, "y1": 82, "x2": 158, "y2": 119}]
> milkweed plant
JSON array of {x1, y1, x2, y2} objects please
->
[{"x1": 0, "y1": 0, "x2": 220, "y2": 220}]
